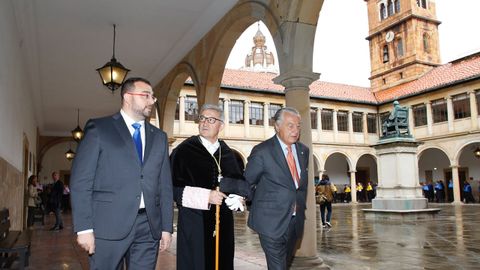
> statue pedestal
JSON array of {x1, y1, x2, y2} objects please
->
[{"x1": 363, "y1": 139, "x2": 440, "y2": 220}]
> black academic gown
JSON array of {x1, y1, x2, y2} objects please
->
[{"x1": 170, "y1": 136, "x2": 245, "y2": 270}]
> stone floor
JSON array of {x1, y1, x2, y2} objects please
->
[{"x1": 15, "y1": 203, "x2": 480, "y2": 269}]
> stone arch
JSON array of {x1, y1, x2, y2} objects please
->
[
  {"x1": 325, "y1": 150, "x2": 353, "y2": 170},
  {"x1": 228, "y1": 146, "x2": 247, "y2": 171},
  {"x1": 324, "y1": 151, "x2": 352, "y2": 185},
  {"x1": 417, "y1": 146, "x2": 450, "y2": 185},
  {"x1": 37, "y1": 137, "x2": 74, "y2": 174},
  {"x1": 417, "y1": 144, "x2": 451, "y2": 162},
  {"x1": 202, "y1": 1, "x2": 283, "y2": 105},
  {"x1": 155, "y1": 61, "x2": 200, "y2": 136},
  {"x1": 355, "y1": 153, "x2": 378, "y2": 186},
  {"x1": 453, "y1": 139, "x2": 480, "y2": 165}
]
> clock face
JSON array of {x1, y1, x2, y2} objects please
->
[{"x1": 385, "y1": 31, "x2": 394, "y2": 42}]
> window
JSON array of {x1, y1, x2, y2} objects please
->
[
  {"x1": 432, "y1": 98, "x2": 447, "y2": 123},
  {"x1": 379, "y1": 111, "x2": 390, "y2": 126},
  {"x1": 250, "y1": 102, "x2": 263, "y2": 125},
  {"x1": 380, "y1": 3, "x2": 386, "y2": 20},
  {"x1": 453, "y1": 93, "x2": 471, "y2": 119},
  {"x1": 387, "y1": 0, "x2": 394, "y2": 16},
  {"x1": 175, "y1": 97, "x2": 180, "y2": 120},
  {"x1": 229, "y1": 100, "x2": 244, "y2": 124},
  {"x1": 417, "y1": 0, "x2": 427, "y2": 9},
  {"x1": 353, "y1": 112, "x2": 363, "y2": 132},
  {"x1": 337, "y1": 111, "x2": 348, "y2": 132},
  {"x1": 218, "y1": 99, "x2": 224, "y2": 110},
  {"x1": 367, "y1": 113, "x2": 377, "y2": 134},
  {"x1": 321, "y1": 109, "x2": 333, "y2": 130},
  {"x1": 383, "y1": 45, "x2": 389, "y2": 63},
  {"x1": 476, "y1": 90, "x2": 480, "y2": 115},
  {"x1": 412, "y1": 103, "x2": 427, "y2": 126},
  {"x1": 423, "y1": 33, "x2": 430, "y2": 53},
  {"x1": 185, "y1": 96, "x2": 198, "y2": 121},
  {"x1": 394, "y1": 0, "x2": 400, "y2": 13},
  {"x1": 310, "y1": 108, "x2": 317, "y2": 129},
  {"x1": 396, "y1": 39, "x2": 404, "y2": 57},
  {"x1": 269, "y1": 104, "x2": 282, "y2": 126}
]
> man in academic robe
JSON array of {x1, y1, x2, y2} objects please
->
[{"x1": 170, "y1": 104, "x2": 247, "y2": 270}]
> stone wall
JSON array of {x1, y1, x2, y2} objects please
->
[{"x1": 0, "y1": 156, "x2": 24, "y2": 230}]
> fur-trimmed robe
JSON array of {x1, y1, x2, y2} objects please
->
[{"x1": 170, "y1": 136, "x2": 245, "y2": 270}]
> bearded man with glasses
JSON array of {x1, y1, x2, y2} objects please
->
[
  {"x1": 70, "y1": 77, "x2": 173, "y2": 270},
  {"x1": 170, "y1": 103, "x2": 250, "y2": 270}
]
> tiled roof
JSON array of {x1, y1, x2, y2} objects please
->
[
  {"x1": 216, "y1": 53, "x2": 480, "y2": 104},
  {"x1": 374, "y1": 54, "x2": 480, "y2": 103},
  {"x1": 220, "y1": 69, "x2": 375, "y2": 104}
]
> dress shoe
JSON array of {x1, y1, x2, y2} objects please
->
[
  {"x1": 49, "y1": 226, "x2": 60, "y2": 231},
  {"x1": 326, "y1": 222, "x2": 332, "y2": 227}
]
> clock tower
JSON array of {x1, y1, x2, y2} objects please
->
[{"x1": 365, "y1": 0, "x2": 441, "y2": 91}]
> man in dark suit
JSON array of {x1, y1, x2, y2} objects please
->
[
  {"x1": 245, "y1": 107, "x2": 309, "y2": 270},
  {"x1": 50, "y1": 171, "x2": 64, "y2": 231},
  {"x1": 70, "y1": 77, "x2": 173, "y2": 270}
]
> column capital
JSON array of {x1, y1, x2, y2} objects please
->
[
  {"x1": 244, "y1": 100, "x2": 251, "y2": 105},
  {"x1": 450, "y1": 164, "x2": 459, "y2": 169},
  {"x1": 223, "y1": 98, "x2": 230, "y2": 102},
  {"x1": 445, "y1": 95, "x2": 452, "y2": 100},
  {"x1": 263, "y1": 102, "x2": 270, "y2": 106},
  {"x1": 349, "y1": 170, "x2": 357, "y2": 173},
  {"x1": 179, "y1": 93, "x2": 186, "y2": 98},
  {"x1": 467, "y1": 90, "x2": 476, "y2": 95},
  {"x1": 424, "y1": 100, "x2": 431, "y2": 105},
  {"x1": 273, "y1": 70, "x2": 320, "y2": 91}
]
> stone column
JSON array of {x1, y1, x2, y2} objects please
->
[
  {"x1": 469, "y1": 91, "x2": 478, "y2": 129},
  {"x1": 179, "y1": 94, "x2": 186, "y2": 134},
  {"x1": 348, "y1": 110, "x2": 353, "y2": 143},
  {"x1": 451, "y1": 165, "x2": 462, "y2": 204},
  {"x1": 223, "y1": 98, "x2": 230, "y2": 137},
  {"x1": 317, "y1": 108, "x2": 322, "y2": 142},
  {"x1": 425, "y1": 101, "x2": 433, "y2": 136},
  {"x1": 446, "y1": 96, "x2": 454, "y2": 132},
  {"x1": 244, "y1": 100, "x2": 250, "y2": 138},
  {"x1": 333, "y1": 109, "x2": 338, "y2": 142},
  {"x1": 362, "y1": 112, "x2": 368, "y2": 144},
  {"x1": 273, "y1": 70, "x2": 320, "y2": 257},
  {"x1": 350, "y1": 170, "x2": 357, "y2": 203},
  {"x1": 408, "y1": 106, "x2": 415, "y2": 137},
  {"x1": 263, "y1": 102, "x2": 270, "y2": 138}
]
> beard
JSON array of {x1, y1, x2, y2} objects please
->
[{"x1": 132, "y1": 104, "x2": 153, "y2": 119}]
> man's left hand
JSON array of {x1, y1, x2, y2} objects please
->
[{"x1": 159, "y1": 231, "x2": 172, "y2": 252}]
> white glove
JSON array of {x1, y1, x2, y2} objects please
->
[{"x1": 225, "y1": 194, "x2": 244, "y2": 212}]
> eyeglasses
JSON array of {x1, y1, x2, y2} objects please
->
[
  {"x1": 198, "y1": 115, "x2": 223, "y2": 124},
  {"x1": 126, "y1": 92, "x2": 157, "y2": 102}
]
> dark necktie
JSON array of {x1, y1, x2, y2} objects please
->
[{"x1": 132, "y1": 123, "x2": 142, "y2": 163}]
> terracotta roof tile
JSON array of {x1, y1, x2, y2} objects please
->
[
  {"x1": 374, "y1": 54, "x2": 480, "y2": 103},
  {"x1": 215, "y1": 54, "x2": 480, "y2": 104},
  {"x1": 221, "y1": 69, "x2": 375, "y2": 103}
]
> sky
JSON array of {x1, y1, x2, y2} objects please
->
[{"x1": 225, "y1": 0, "x2": 480, "y2": 87}]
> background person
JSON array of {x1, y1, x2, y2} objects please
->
[
  {"x1": 317, "y1": 174, "x2": 334, "y2": 228},
  {"x1": 49, "y1": 171, "x2": 64, "y2": 231},
  {"x1": 27, "y1": 175, "x2": 39, "y2": 227}
]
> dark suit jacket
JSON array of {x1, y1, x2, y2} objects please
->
[
  {"x1": 50, "y1": 180, "x2": 64, "y2": 208},
  {"x1": 245, "y1": 136, "x2": 309, "y2": 239},
  {"x1": 70, "y1": 112, "x2": 173, "y2": 240}
]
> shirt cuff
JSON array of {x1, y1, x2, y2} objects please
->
[
  {"x1": 182, "y1": 186, "x2": 211, "y2": 210},
  {"x1": 77, "y1": 229, "x2": 93, "y2": 235}
]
